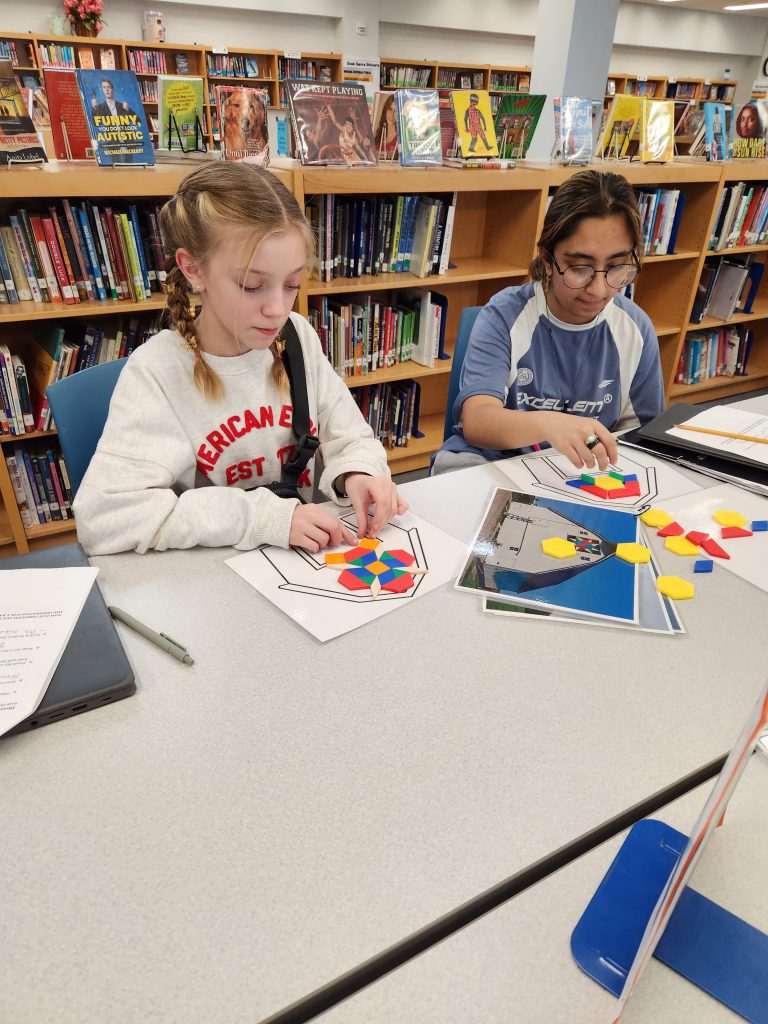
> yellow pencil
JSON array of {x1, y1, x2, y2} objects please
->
[{"x1": 679, "y1": 424, "x2": 768, "y2": 445}]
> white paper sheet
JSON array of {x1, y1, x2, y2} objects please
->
[
  {"x1": 657, "y1": 482, "x2": 768, "y2": 595},
  {"x1": 0, "y1": 567, "x2": 99, "y2": 738},
  {"x1": 495, "y1": 445, "x2": 699, "y2": 510},
  {"x1": 667, "y1": 406, "x2": 768, "y2": 468},
  {"x1": 226, "y1": 510, "x2": 466, "y2": 643}
]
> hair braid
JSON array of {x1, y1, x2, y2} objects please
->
[{"x1": 164, "y1": 262, "x2": 223, "y2": 401}]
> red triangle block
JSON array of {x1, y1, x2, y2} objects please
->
[
  {"x1": 721, "y1": 526, "x2": 753, "y2": 539},
  {"x1": 700, "y1": 536, "x2": 730, "y2": 560},
  {"x1": 657, "y1": 521, "x2": 684, "y2": 537},
  {"x1": 686, "y1": 530, "x2": 709, "y2": 545}
]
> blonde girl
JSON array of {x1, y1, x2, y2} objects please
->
[{"x1": 75, "y1": 162, "x2": 406, "y2": 554}]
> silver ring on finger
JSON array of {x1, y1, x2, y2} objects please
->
[{"x1": 585, "y1": 434, "x2": 600, "y2": 451}]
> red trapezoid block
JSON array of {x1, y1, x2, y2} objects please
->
[
  {"x1": 338, "y1": 568, "x2": 374, "y2": 591},
  {"x1": 381, "y1": 573, "x2": 415, "y2": 594},
  {"x1": 686, "y1": 531, "x2": 709, "y2": 545},
  {"x1": 721, "y1": 526, "x2": 753, "y2": 539},
  {"x1": 384, "y1": 549, "x2": 415, "y2": 567},
  {"x1": 580, "y1": 484, "x2": 611, "y2": 499}
]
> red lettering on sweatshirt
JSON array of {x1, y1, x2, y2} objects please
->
[{"x1": 195, "y1": 406, "x2": 317, "y2": 477}]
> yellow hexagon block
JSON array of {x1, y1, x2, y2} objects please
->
[
  {"x1": 712, "y1": 509, "x2": 748, "y2": 528},
  {"x1": 665, "y1": 535, "x2": 700, "y2": 556},
  {"x1": 541, "y1": 537, "x2": 577, "y2": 559},
  {"x1": 657, "y1": 575, "x2": 695, "y2": 600},
  {"x1": 594, "y1": 475, "x2": 623, "y2": 491},
  {"x1": 615, "y1": 542, "x2": 651, "y2": 564},
  {"x1": 639, "y1": 508, "x2": 674, "y2": 529}
]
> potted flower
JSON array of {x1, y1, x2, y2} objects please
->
[{"x1": 63, "y1": 0, "x2": 105, "y2": 37}]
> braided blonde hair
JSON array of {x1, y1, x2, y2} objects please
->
[{"x1": 159, "y1": 162, "x2": 314, "y2": 400}]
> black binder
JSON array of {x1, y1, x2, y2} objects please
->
[{"x1": 1, "y1": 542, "x2": 135, "y2": 736}]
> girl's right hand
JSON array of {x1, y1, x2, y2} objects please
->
[
  {"x1": 539, "y1": 413, "x2": 618, "y2": 471},
  {"x1": 289, "y1": 503, "x2": 357, "y2": 553}
]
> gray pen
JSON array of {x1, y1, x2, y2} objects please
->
[{"x1": 108, "y1": 606, "x2": 194, "y2": 665}]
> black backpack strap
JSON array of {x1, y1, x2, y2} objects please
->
[{"x1": 266, "y1": 317, "x2": 319, "y2": 501}]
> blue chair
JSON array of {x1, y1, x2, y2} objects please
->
[
  {"x1": 443, "y1": 305, "x2": 482, "y2": 441},
  {"x1": 46, "y1": 358, "x2": 128, "y2": 497}
]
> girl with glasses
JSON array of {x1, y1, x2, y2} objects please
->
[{"x1": 433, "y1": 169, "x2": 664, "y2": 475}]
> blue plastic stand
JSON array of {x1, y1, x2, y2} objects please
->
[{"x1": 571, "y1": 818, "x2": 768, "y2": 1023}]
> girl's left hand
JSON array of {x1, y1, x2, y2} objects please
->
[{"x1": 344, "y1": 473, "x2": 409, "y2": 539}]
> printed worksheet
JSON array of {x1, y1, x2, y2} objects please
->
[{"x1": 0, "y1": 567, "x2": 98, "y2": 738}]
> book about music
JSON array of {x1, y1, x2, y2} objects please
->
[
  {"x1": 553, "y1": 96, "x2": 593, "y2": 164},
  {"x1": 732, "y1": 99, "x2": 767, "y2": 159},
  {"x1": 0, "y1": 59, "x2": 47, "y2": 166},
  {"x1": 597, "y1": 94, "x2": 642, "y2": 159},
  {"x1": 493, "y1": 93, "x2": 545, "y2": 159},
  {"x1": 158, "y1": 76, "x2": 206, "y2": 152},
  {"x1": 704, "y1": 102, "x2": 729, "y2": 162},
  {"x1": 450, "y1": 89, "x2": 499, "y2": 158},
  {"x1": 75, "y1": 69, "x2": 155, "y2": 165},
  {"x1": 395, "y1": 89, "x2": 442, "y2": 165},
  {"x1": 640, "y1": 99, "x2": 674, "y2": 163},
  {"x1": 214, "y1": 84, "x2": 268, "y2": 163},
  {"x1": 44, "y1": 68, "x2": 94, "y2": 160},
  {"x1": 286, "y1": 81, "x2": 376, "y2": 166},
  {"x1": 371, "y1": 91, "x2": 398, "y2": 161}
]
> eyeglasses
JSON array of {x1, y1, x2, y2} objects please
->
[{"x1": 548, "y1": 253, "x2": 639, "y2": 290}]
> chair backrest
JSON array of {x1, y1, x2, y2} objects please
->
[
  {"x1": 46, "y1": 357, "x2": 128, "y2": 497},
  {"x1": 443, "y1": 305, "x2": 482, "y2": 441}
]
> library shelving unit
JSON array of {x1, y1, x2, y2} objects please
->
[
  {"x1": 665, "y1": 78, "x2": 703, "y2": 102},
  {"x1": 33, "y1": 32, "x2": 126, "y2": 73},
  {"x1": 670, "y1": 160, "x2": 768, "y2": 404},
  {"x1": 379, "y1": 58, "x2": 437, "y2": 90},
  {"x1": 205, "y1": 47, "x2": 279, "y2": 146},
  {"x1": 489, "y1": 66, "x2": 531, "y2": 95},
  {"x1": 277, "y1": 51, "x2": 342, "y2": 106},
  {"x1": 703, "y1": 80, "x2": 737, "y2": 103},
  {"x1": 624, "y1": 74, "x2": 668, "y2": 99},
  {"x1": 292, "y1": 164, "x2": 548, "y2": 474},
  {"x1": 435, "y1": 61, "x2": 489, "y2": 91},
  {"x1": 0, "y1": 162, "x2": 293, "y2": 557},
  {"x1": 0, "y1": 31, "x2": 38, "y2": 82}
]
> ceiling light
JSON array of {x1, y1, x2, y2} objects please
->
[{"x1": 724, "y1": 2, "x2": 768, "y2": 8}]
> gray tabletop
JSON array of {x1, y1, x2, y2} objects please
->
[
  {"x1": 320, "y1": 754, "x2": 768, "y2": 1024},
  {"x1": 2, "y1": 455, "x2": 766, "y2": 1024}
]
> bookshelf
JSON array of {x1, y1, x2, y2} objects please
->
[
  {"x1": 665, "y1": 78, "x2": 703, "y2": 102},
  {"x1": 380, "y1": 58, "x2": 437, "y2": 90},
  {"x1": 277, "y1": 51, "x2": 342, "y2": 107},
  {"x1": 0, "y1": 32, "x2": 38, "y2": 84},
  {"x1": 624, "y1": 74, "x2": 668, "y2": 99},
  {"x1": 1, "y1": 158, "x2": 766, "y2": 556},
  {"x1": 435, "y1": 61, "x2": 489, "y2": 91}
]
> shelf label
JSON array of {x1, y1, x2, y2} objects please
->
[
  {"x1": 212, "y1": 47, "x2": 228, "y2": 55},
  {"x1": 284, "y1": 50, "x2": 301, "y2": 59},
  {"x1": 637, "y1": 75, "x2": 647, "y2": 82}
]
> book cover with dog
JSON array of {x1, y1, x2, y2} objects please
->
[
  {"x1": 215, "y1": 84, "x2": 269, "y2": 164},
  {"x1": 75, "y1": 69, "x2": 154, "y2": 165},
  {"x1": 286, "y1": 81, "x2": 376, "y2": 166},
  {"x1": 158, "y1": 76, "x2": 206, "y2": 153}
]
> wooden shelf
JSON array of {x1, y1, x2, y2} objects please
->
[
  {"x1": 0, "y1": 430, "x2": 57, "y2": 444},
  {"x1": 25, "y1": 519, "x2": 76, "y2": 541},
  {"x1": 345, "y1": 358, "x2": 452, "y2": 390},
  {"x1": 669, "y1": 369, "x2": 768, "y2": 402},
  {"x1": 695, "y1": 298, "x2": 768, "y2": 331},
  {"x1": 386, "y1": 413, "x2": 443, "y2": 473},
  {"x1": 0, "y1": 296, "x2": 167, "y2": 324},
  {"x1": 305, "y1": 260, "x2": 529, "y2": 297}
]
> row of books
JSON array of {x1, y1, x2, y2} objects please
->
[
  {"x1": 1, "y1": 39, "x2": 33, "y2": 66},
  {"x1": 665, "y1": 81, "x2": 699, "y2": 100},
  {"x1": 0, "y1": 200, "x2": 166, "y2": 306},
  {"x1": 38, "y1": 43, "x2": 79, "y2": 69},
  {"x1": 710, "y1": 183, "x2": 768, "y2": 251},
  {"x1": 691, "y1": 256, "x2": 762, "y2": 324},
  {"x1": 278, "y1": 57, "x2": 333, "y2": 81},
  {"x1": 635, "y1": 188, "x2": 685, "y2": 256},
  {"x1": 437, "y1": 72, "x2": 486, "y2": 90},
  {"x1": 352, "y1": 380, "x2": 423, "y2": 450},
  {"x1": 205, "y1": 54, "x2": 262, "y2": 78},
  {"x1": 126, "y1": 47, "x2": 171, "y2": 74},
  {"x1": 625, "y1": 80, "x2": 661, "y2": 97},
  {"x1": 674, "y1": 325, "x2": 753, "y2": 385},
  {"x1": 307, "y1": 290, "x2": 447, "y2": 377},
  {"x1": 381, "y1": 65, "x2": 432, "y2": 88},
  {"x1": 490, "y1": 71, "x2": 531, "y2": 93},
  {"x1": 5, "y1": 441, "x2": 74, "y2": 527},
  {"x1": 303, "y1": 192, "x2": 457, "y2": 282},
  {"x1": 598, "y1": 95, "x2": 675, "y2": 162},
  {"x1": 0, "y1": 315, "x2": 159, "y2": 437},
  {"x1": 138, "y1": 78, "x2": 159, "y2": 101}
]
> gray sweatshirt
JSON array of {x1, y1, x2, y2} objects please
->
[{"x1": 74, "y1": 314, "x2": 389, "y2": 554}]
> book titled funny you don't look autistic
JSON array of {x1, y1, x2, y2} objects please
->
[{"x1": 75, "y1": 69, "x2": 155, "y2": 166}]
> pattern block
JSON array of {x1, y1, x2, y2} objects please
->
[
  {"x1": 615, "y1": 542, "x2": 651, "y2": 564},
  {"x1": 712, "y1": 509, "x2": 748, "y2": 528},
  {"x1": 639, "y1": 508, "x2": 674, "y2": 529},
  {"x1": 541, "y1": 537, "x2": 577, "y2": 559},
  {"x1": 665, "y1": 536, "x2": 700, "y2": 556},
  {"x1": 657, "y1": 575, "x2": 695, "y2": 600},
  {"x1": 324, "y1": 539, "x2": 426, "y2": 598}
]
